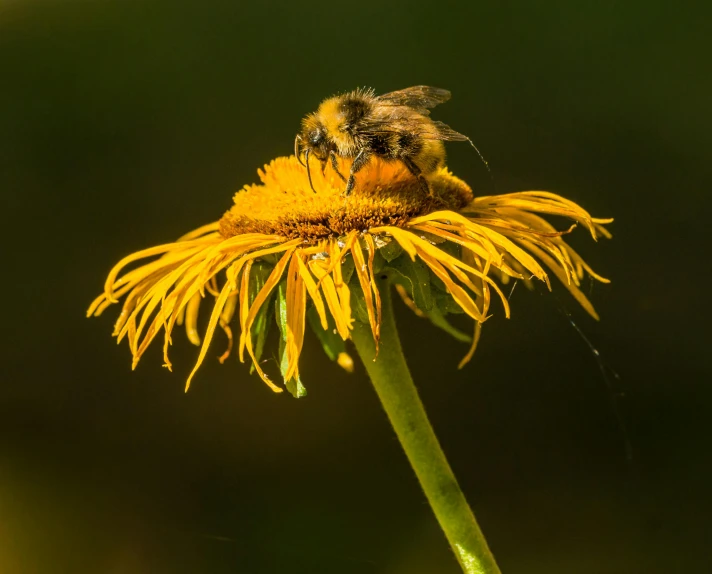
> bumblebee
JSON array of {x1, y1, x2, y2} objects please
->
[{"x1": 294, "y1": 85, "x2": 483, "y2": 195}]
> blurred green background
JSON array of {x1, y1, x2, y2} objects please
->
[{"x1": 1, "y1": 1, "x2": 710, "y2": 572}]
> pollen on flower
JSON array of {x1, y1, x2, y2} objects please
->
[{"x1": 218, "y1": 156, "x2": 473, "y2": 243}]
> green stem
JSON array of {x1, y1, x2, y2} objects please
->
[{"x1": 351, "y1": 279, "x2": 501, "y2": 574}]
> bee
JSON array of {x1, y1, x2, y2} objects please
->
[{"x1": 294, "y1": 85, "x2": 486, "y2": 195}]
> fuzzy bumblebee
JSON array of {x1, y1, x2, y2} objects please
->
[{"x1": 294, "y1": 85, "x2": 483, "y2": 196}]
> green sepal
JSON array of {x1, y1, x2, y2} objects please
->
[
  {"x1": 425, "y1": 304, "x2": 472, "y2": 343},
  {"x1": 385, "y1": 244, "x2": 474, "y2": 343},
  {"x1": 379, "y1": 238, "x2": 404, "y2": 262},
  {"x1": 275, "y1": 281, "x2": 307, "y2": 398},
  {"x1": 248, "y1": 296, "x2": 274, "y2": 374},
  {"x1": 371, "y1": 249, "x2": 386, "y2": 275},
  {"x1": 349, "y1": 284, "x2": 370, "y2": 325},
  {"x1": 356, "y1": 236, "x2": 389, "y2": 275},
  {"x1": 257, "y1": 252, "x2": 281, "y2": 266},
  {"x1": 434, "y1": 288, "x2": 466, "y2": 315},
  {"x1": 340, "y1": 251, "x2": 355, "y2": 285},
  {"x1": 307, "y1": 305, "x2": 346, "y2": 361}
]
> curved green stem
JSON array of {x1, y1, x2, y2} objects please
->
[{"x1": 351, "y1": 279, "x2": 501, "y2": 574}]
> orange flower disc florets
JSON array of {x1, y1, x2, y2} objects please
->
[{"x1": 218, "y1": 156, "x2": 473, "y2": 243}]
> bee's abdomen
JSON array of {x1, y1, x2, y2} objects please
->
[
  {"x1": 413, "y1": 139, "x2": 446, "y2": 174},
  {"x1": 370, "y1": 134, "x2": 398, "y2": 157},
  {"x1": 369, "y1": 133, "x2": 444, "y2": 174},
  {"x1": 369, "y1": 132, "x2": 416, "y2": 158}
]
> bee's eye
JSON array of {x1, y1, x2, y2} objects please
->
[{"x1": 310, "y1": 129, "x2": 324, "y2": 145}]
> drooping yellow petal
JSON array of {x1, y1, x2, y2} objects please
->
[
  {"x1": 351, "y1": 237, "x2": 379, "y2": 345},
  {"x1": 233, "y1": 239, "x2": 303, "y2": 358},
  {"x1": 383, "y1": 226, "x2": 510, "y2": 317},
  {"x1": 116, "y1": 238, "x2": 255, "y2": 348},
  {"x1": 103, "y1": 239, "x2": 217, "y2": 303},
  {"x1": 179, "y1": 289, "x2": 200, "y2": 348},
  {"x1": 284, "y1": 252, "x2": 307, "y2": 382},
  {"x1": 309, "y1": 258, "x2": 351, "y2": 340},
  {"x1": 524, "y1": 242, "x2": 600, "y2": 320},
  {"x1": 237, "y1": 249, "x2": 295, "y2": 392},
  {"x1": 232, "y1": 259, "x2": 283, "y2": 393},
  {"x1": 237, "y1": 259, "x2": 254, "y2": 362},
  {"x1": 458, "y1": 321, "x2": 482, "y2": 369},
  {"x1": 239, "y1": 248, "x2": 293, "y2": 363},
  {"x1": 330, "y1": 239, "x2": 353, "y2": 333},
  {"x1": 363, "y1": 234, "x2": 382, "y2": 336},
  {"x1": 416, "y1": 251, "x2": 485, "y2": 322},
  {"x1": 296, "y1": 255, "x2": 329, "y2": 330},
  {"x1": 410, "y1": 212, "x2": 550, "y2": 282},
  {"x1": 184, "y1": 269, "x2": 239, "y2": 391},
  {"x1": 412, "y1": 221, "x2": 506, "y2": 270}
]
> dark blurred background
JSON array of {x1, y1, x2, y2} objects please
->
[{"x1": 1, "y1": 1, "x2": 710, "y2": 572}]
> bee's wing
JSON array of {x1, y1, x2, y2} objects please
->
[
  {"x1": 376, "y1": 86, "x2": 451, "y2": 113},
  {"x1": 364, "y1": 119, "x2": 471, "y2": 142},
  {"x1": 421, "y1": 120, "x2": 471, "y2": 141}
]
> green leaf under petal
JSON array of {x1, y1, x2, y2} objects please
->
[
  {"x1": 389, "y1": 254, "x2": 434, "y2": 312},
  {"x1": 425, "y1": 305, "x2": 472, "y2": 343},
  {"x1": 340, "y1": 251, "x2": 355, "y2": 284},
  {"x1": 379, "y1": 238, "x2": 404, "y2": 262},
  {"x1": 248, "y1": 261, "x2": 275, "y2": 374},
  {"x1": 249, "y1": 296, "x2": 274, "y2": 374},
  {"x1": 349, "y1": 283, "x2": 371, "y2": 325},
  {"x1": 307, "y1": 305, "x2": 346, "y2": 362},
  {"x1": 434, "y1": 288, "x2": 467, "y2": 315}
]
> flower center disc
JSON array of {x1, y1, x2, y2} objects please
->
[{"x1": 219, "y1": 156, "x2": 474, "y2": 243}]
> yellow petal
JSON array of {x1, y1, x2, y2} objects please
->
[
  {"x1": 296, "y1": 255, "x2": 329, "y2": 330},
  {"x1": 458, "y1": 321, "x2": 482, "y2": 369},
  {"x1": 184, "y1": 276, "x2": 236, "y2": 392},
  {"x1": 351, "y1": 237, "x2": 379, "y2": 344},
  {"x1": 285, "y1": 252, "x2": 307, "y2": 382}
]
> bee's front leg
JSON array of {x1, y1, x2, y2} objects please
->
[
  {"x1": 344, "y1": 150, "x2": 370, "y2": 196},
  {"x1": 329, "y1": 151, "x2": 347, "y2": 183}
]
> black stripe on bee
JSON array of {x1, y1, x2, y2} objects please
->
[{"x1": 339, "y1": 96, "x2": 372, "y2": 133}]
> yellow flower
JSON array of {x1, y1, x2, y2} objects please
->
[{"x1": 88, "y1": 156, "x2": 611, "y2": 395}]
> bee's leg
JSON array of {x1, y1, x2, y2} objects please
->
[
  {"x1": 344, "y1": 150, "x2": 370, "y2": 196},
  {"x1": 329, "y1": 151, "x2": 347, "y2": 183},
  {"x1": 401, "y1": 157, "x2": 432, "y2": 196}
]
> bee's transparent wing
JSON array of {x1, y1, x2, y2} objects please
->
[
  {"x1": 377, "y1": 86, "x2": 451, "y2": 113},
  {"x1": 422, "y1": 120, "x2": 471, "y2": 141},
  {"x1": 365, "y1": 120, "x2": 471, "y2": 142}
]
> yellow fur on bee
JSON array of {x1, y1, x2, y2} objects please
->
[{"x1": 317, "y1": 97, "x2": 352, "y2": 151}]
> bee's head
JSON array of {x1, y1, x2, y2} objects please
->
[
  {"x1": 297, "y1": 114, "x2": 334, "y2": 161},
  {"x1": 295, "y1": 114, "x2": 335, "y2": 193}
]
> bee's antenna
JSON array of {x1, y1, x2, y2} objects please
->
[
  {"x1": 295, "y1": 135, "x2": 305, "y2": 166},
  {"x1": 305, "y1": 148, "x2": 317, "y2": 193},
  {"x1": 466, "y1": 137, "x2": 492, "y2": 178}
]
